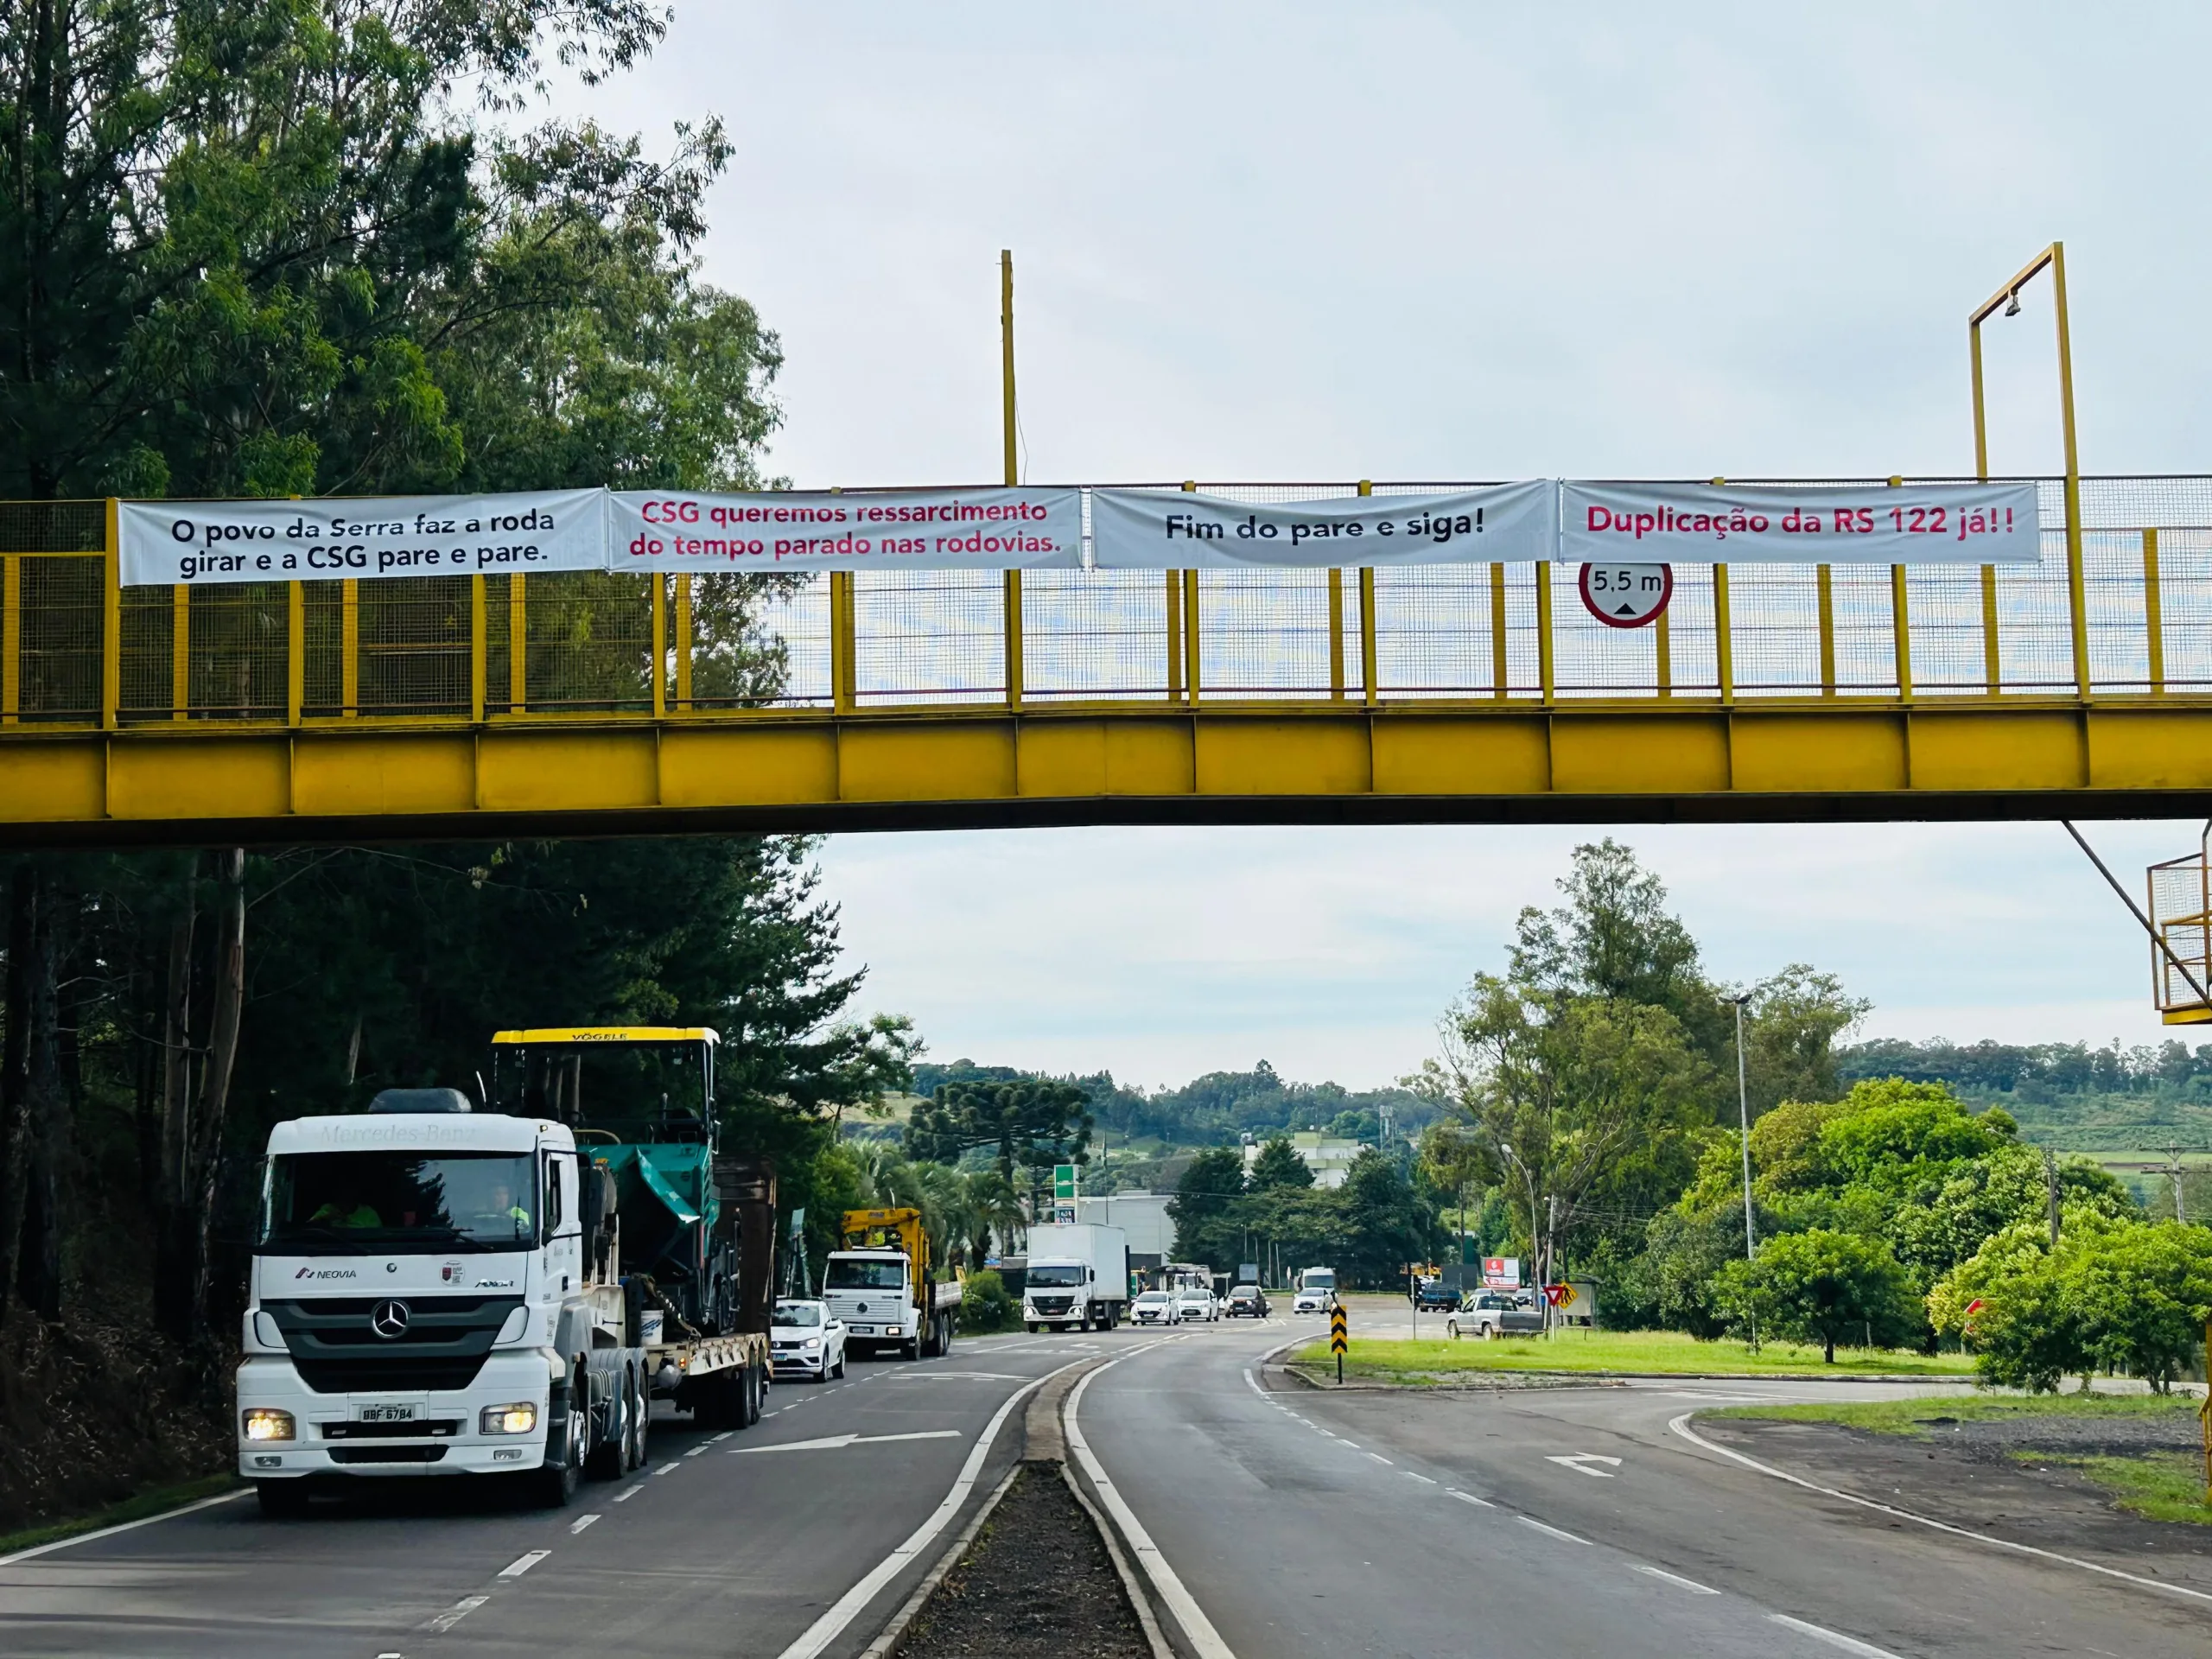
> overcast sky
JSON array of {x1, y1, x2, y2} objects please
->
[{"x1": 556, "y1": 5, "x2": 2210, "y2": 1089}]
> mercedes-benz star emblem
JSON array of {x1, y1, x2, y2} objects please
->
[{"x1": 369, "y1": 1300, "x2": 410, "y2": 1339}]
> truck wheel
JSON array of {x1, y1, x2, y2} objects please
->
[
  {"x1": 626, "y1": 1373, "x2": 650, "y2": 1470},
  {"x1": 256, "y1": 1481, "x2": 312, "y2": 1519},
  {"x1": 942, "y1": 1313, "x2": 954, "y2": 1352},
  {"x1": 534, "y1": 1414, "x2": 582, "y2": 1509},
  {"x1": 586, "y1": 1386, "x2": 626, "y2": 1480},
  {"x1": 747, "y1": 1363, "x2": 765, "y2": 1426}
]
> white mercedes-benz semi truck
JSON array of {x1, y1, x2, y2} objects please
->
[{"x1": 238, "y1": 1030, "x2": 776, "y2": 1517}]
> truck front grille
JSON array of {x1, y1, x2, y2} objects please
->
[
  {"x1": 1032, "y1": 1296, "x2": 1073, "y2": 1315},
  {"x1": 265, "y1": 1295, "x2": 524, "y2": 1395},
  {"x1": 328, "y1": 1445, "x2": 449, "y2": 1465}
]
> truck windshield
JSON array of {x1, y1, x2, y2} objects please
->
[
  {"x1": 1303, "y1": 1270, "x2": 1335, "y2": 1290},
  {"x1": 824, "y1": 1259, "x2": 906, "y2": 1290},
  {"x1": 261, "y1": 1152, "x2": 538, "y2": 1252},
  {"x1": 1027, "y1": 1264, "x2": 1085, "y2": 1288}
]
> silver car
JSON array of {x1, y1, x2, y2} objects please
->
[
  {"x1": 1173, "y1": 1287, "x2": 1217, "y2": 1323},
  {"x1": 1130, "y1": 1289, "x2": 1181, "y2": 1325},
  {"x1": 771, "y1": 1299, "x2": 849, "y2": 1381}
]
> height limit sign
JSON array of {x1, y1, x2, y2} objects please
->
[{"x1": 1579, "y1": 563, "x2": 1672, "y2": 628}]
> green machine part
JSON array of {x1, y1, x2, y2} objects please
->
[{"x1": 592, "y1": 1141, "x2": 723, "y2": 1327}]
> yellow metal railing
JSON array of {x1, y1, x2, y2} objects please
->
[{"x1": 3, "y1": 480, "x2": 2209, "y2": 732}]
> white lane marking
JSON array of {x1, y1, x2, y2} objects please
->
[
  {"x1": 884, "y1": 1370, "x2": 1028, "y2": 1382},
  {"x1": 1547, "y1": 1453, "x2": 1622, "y2": 1478},
  {"x1": 1364, "y1": 1452, "x2": 1392, "y2": 1465},
  {"x1": 1402, "y1": 1471, "x2": 1436, "y2": 1484},
  {"x1": 613, "y1": 1482, "x2": 646, "y2": 1503},
  {"x1": 730, "y1": 1429, "x2": 962, "y2": 1456},
  {"x1": 685, "y1": 1443, "x2": 711, "y2": 1457},
  {"x1": 428, "y1": 1595, "x2": 489, "y2": 1632},
  {"x1": 0, "y1": 1489, "x2": 246, "y2": 1566},
  {"x1": 1516, "y1": 1516, "x2": 1590, "y2": 1545},
  {"x1": 1768, "y1": 1613, "x2": 1904, "y2": 1657},
  {"x1": 710, "y1": 1431, "x2": 734, "y2": 1442},
  {"x1": 654, "y1": 1461, "x2": 683, "y2": 1476},
  {"x1": 1668, "y1": 1413, "x2": 2212, "y2": 1608},
  {"x1": 1066, "y1": 1350, "x2": 1236, "y2": 1659},
  {"x1": 1630, "y1": 1563, "x2": 1717, "y2": 1594},
  {"x1": 772, "y1": 1357, "x2": 1093, "y2": 1659},
  {"x1": 569, "y1": 1513, "x2": 601, "y2": 1535},
  {"x1": 499, "y1": 1548, "x2": 550, "y2": 1578},
  {"x1": 1447, "y1": 1490, "x2": 1496, "y2": 1510}
]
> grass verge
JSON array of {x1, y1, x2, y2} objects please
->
[
  {"x1": 1706, "y1": 1392, "x2": 2212, "y2": 1527},
  {"x1": 2024, "y1": 1452, "x2": 2212, "y2": 1526},
  {"x1": 0, "y1": 1473, "x2": 240, "y2": 1558},
  {"x1": 1290, "y1": 1328, "x2": 1977, "y2": 1381},
  {"x1": 1703, "y1": 1391, "x2": 2189, "y2": 1433}
]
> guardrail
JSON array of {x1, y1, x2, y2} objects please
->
[{"x1": 1, "y1": 479, "x2": 2205, "y2": 730}]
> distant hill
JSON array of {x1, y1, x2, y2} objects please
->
[
  {"x1": 908, "y1": 1058, "x2": 1435, "y2": 1149},
  {"x1": 1839, "y1": 1036, "x2": 2212, "y2": 1152}
]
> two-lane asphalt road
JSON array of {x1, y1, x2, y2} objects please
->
[
  {"x1": 0, "y1": 1326, "x2": 1153, "y2": 1659},
  {"x1": 1071, "y1": 1314, "x2": 2212, "y2": 1659}
]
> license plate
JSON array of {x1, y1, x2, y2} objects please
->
[
  {"x1": 849, "y1": 1325, "x2": 874, "y2": 1334},
  {"x1": 355, "y1": 1402, "x2": 420, "y2": 1423}
]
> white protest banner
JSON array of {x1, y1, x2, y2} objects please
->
[
  {"x1": 1561, "y1": 480, "x2": 2041, "y2": 565},
  {"x1": 119, "y1": 490, "x2": 607, "y2": 587},
  {"x1": 610, "y1": 487, "x2": 1081, "y2": 572},
  {"x1": 1090, "y1": 481, "x2": 1554, "y2": 568}
]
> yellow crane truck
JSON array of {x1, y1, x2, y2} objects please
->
[{"x1": 823, "y1": 1208, "x2": 962, "y2": 1360}]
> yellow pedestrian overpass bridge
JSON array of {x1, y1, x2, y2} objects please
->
[{"x1": 2, "y1": 479, "x2": 2209, "y2": 848}]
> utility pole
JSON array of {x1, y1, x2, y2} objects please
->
[
  {"x1": 1543, "y1": 1192, "x2": 1556, "y2": 1337},
  {"x1": 1732, "y1": 994, "x2": 1757, "y2": 1261},
  {"x1": 2044, "y1": 1146, "x2": 2063, "y2": 1245},
  {"x1": 2168, "y1": 1145, "x2": 2189, "y2": 1225}
]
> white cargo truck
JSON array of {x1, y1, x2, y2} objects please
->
[
  {"x1": 1020, "y1": 1223, "x2": 1130, "y2": 1332},
  {"x1": 238, "y1": 1030, "x2": 776, "y2": 1518}
]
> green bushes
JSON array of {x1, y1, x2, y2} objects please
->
[
  {"x1": 958, "y1": 1270, "x2": 1020, "y2": 1335},
  {"x1": 1713, "y1": 1229, "x2": 1919, "y2": 1361},
  {"x1": 1931, "y1": 1218, "x2": 2212, "y2": 1393}
]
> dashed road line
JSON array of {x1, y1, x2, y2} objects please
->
[
  {"x1": 569, "y1": 1512, "x2": 601, "y2": 1535},
  {"x1": 1516, "y1": 1516, "x2": 1590, "y2": 1546},
  {"x1": 498, "y1": 1548, "x2": 550, "y2": 1579},
  {"x1": 427, "y1": 1595, "x2": 488, "y2": 1632},
  {"x1": 1630, "y1": 1563, "x2": 1717, "y2": 1594},
  {"x1": 1446, "y1": 1489, "x2": 1495, "y2": 1509},
  {"x1": 1669, "y1": 1411, "x2": 2212, "y2": 1609},
  {"x1": 1401, "y1": 1471, "x2": 1435, "y2": 1484},
  {"x1": 613, "y1": 1481, "x2": 647, "y2": 1503},
  {"x1": 1768, "y1": 1613, "x2": 1904, "y2": 1657}
]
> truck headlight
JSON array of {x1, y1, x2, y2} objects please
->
[
  {"x1": 242, "y1": 1408, "x2": 295, "y2": 1443},
  {"x1": 802, "y1": 1338, "x2": 821, "y2": 1351},
  {"x1": 480, "y1": 1402, "x2": 538, "y2": 1435}
]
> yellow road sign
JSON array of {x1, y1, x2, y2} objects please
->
[{"x1": 1329, "y1": 1306, "x2": 1348, "y2": 1355}]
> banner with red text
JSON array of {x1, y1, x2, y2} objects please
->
[
  {"x1": 1089, "y1": 482, "x2": 1554, "y2": 568},
  {"x1": 610, "y1": 487, "x2": 1081, "y2": 573},
  {"x1": 119, "y1": 490, "x2": 607, "y2": 587},
  {"x1": 1560, "y1": 480, "x2": 2041, "y2": 565}
]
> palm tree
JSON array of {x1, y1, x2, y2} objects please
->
[{"x1": 963, "y1": 1170, "x2": 1027, "y2": 1264}]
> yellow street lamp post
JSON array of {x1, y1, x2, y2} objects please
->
[{"x1": 1968, "y1": 242, "x2": 2088, "y2": 696}]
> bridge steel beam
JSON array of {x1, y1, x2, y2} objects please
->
[{"x1": 2, "y1": 699, "x2": 2209, "y2": 849}]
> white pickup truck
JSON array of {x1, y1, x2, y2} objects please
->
[{"x1": 1445, "y1": 1291, "x2": 1546, "y2": 1340}]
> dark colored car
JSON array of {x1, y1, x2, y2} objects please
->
[
  {"x1": 1411, "y1": 1280, "x2": 1459, "y2": 1311},
  {"x1": 1226, "y1": 1283, "x2": 1269, "y2": 1318}
]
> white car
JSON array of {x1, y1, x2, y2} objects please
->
[
  {"x1": 771, "y1": 1299, "x2": 848, "y2": 1382},
  {"x1": 1129, "y1": 1289, "x2": 1181, "y2": 1325},
  {"x1": 1292, "y1": 1287, "x2": 1333, "y2": 1315},
  {"x1": 1173, "y1": 1287, "x2": 1218, "y2": 1323}
]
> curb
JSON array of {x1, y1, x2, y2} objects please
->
[{"x1": 855, "y1": 1461, "x2": 1023, "y2": 1659}]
